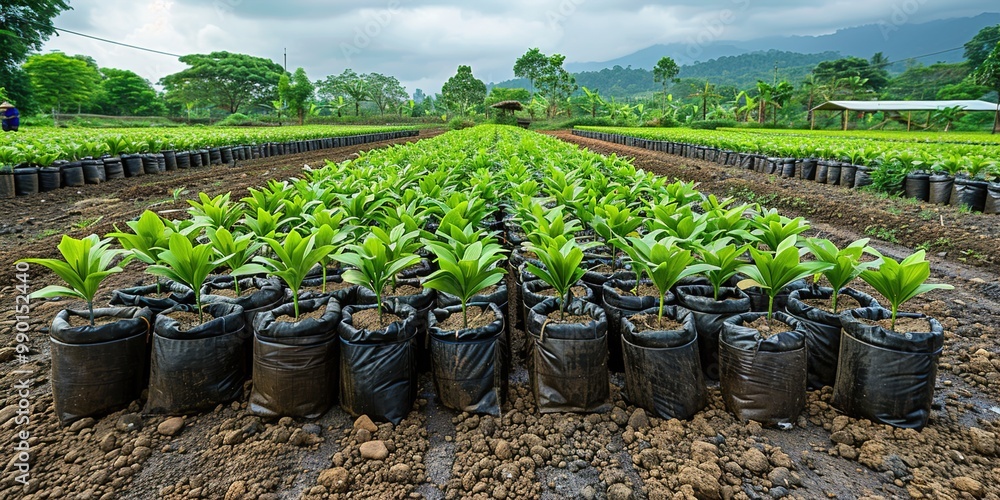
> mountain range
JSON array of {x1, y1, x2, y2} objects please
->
[{"x1": 565, "y1": 12, "x2": 999, "y2": 73}]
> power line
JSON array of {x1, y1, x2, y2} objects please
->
[{"x1": 48, "y1": 25, "x2": 183, "y2": 58}]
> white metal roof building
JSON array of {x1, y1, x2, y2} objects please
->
[{"x1": 809, "y1": 100, "x2": 1000, "y2": 131}]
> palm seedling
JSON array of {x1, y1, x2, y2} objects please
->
[
  {"x1": 737, "y1": 235, "x2": 833, "y2": 322},
  {"x1": 205, "y1": 227, "x2": 269, "y2": 296},
  {"x1": 256, "y1": 229, "x2": 336, "y2": 319},
  {"x1": 802, "y1": 238, "x2": 881, "y2": 313},
  {"x1": 147, "y1": 233, "x2": 229, "y2": 323},
  {"x1": 333, "y1": 232, "x2": 422, "y2": 319},
  {"x1": 859, "y1": 250, "x2": 953, "y2": 331},
  {"x1": 524, "y1": 236, "x2": 593, "y2": 321},
  {"x1": 422, "y1": 237, "x2": 507, "y2": 330}
]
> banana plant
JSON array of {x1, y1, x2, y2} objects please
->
[
  {"x1": 255, "y1": 229, "x2": 334, "y2": 319},
  {"x1": 859, "y1": 250, "x2": 953, "y2": 331},
  {"x1": 333, "y1": 233, "x2": 422, "y2": 318},
  {"x1": 422, "y1": 239, "x2": 507, "y2": 330},
  {"x1": 698, "y1": 238, "x2": 750, "y2": 300},
  {"x1": 205, "y1": 227, "x2": 269, "y2": 296},
  {"x1": 619, "y1": 232, "x2": 718, "y2": 325},
  {"x1": 737, "y1": 235, "x2": 833, "y2": 322},
  {"x1": 20, "y1": 235, "x2": 133, "y2": 326},
  {"x1": 147, "y1": 233, "x2": 229, "y2": 323},
  {"x1": 525, "y1": 236, "x2": 594, "y2": 321},
  {"x1": 802, "y1": 237, "x2": 881, "y2": 313}
]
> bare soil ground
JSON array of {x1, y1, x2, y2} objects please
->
[{"x1": 0, "y1": 128, "x2": 997, "y2": 500}]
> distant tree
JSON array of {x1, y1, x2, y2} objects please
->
[
  {"x1": 279, "y1": 67, "x2": 314, "y2": 125},
  {"x1": 936, "y1": 78, "x2": 989, "y2": 100},
  {"x1": 653, "y1": 56, "x2": 680, "y2": 111},
  {"x1": 95, "y1": 68, "x2": 165, "y2": 116},
  {"x1": 413, "y1": 88, "x2": 426, "y2": 103},
  {"x1": 366, "y1": 73, "x2": 407, "y2": 115},
  {"x1": 441, "y1": 65, "x2": 487, "y2": 116},
  {"x1": 485, "y1": 87, "x2": 531, "y2": 105},
  {"x1": 964, "y1": 25, "x2": 1000, "y2": 70},
  {"x1": 536, "y1": 54, "x2": 578, "y2": 118},
  {"x1": 160, "y1": 52, "x2": 285, "y2": 113},
  {"x1": 869, "y1": 52, "x2": 890, "y2": 71},
  {"x1": 973, "y1": 41, "x2": 1000, "y2": 133},
  {"x1": 0, "y1": 0, "x2": 71, "y2": 113},
  {"x1": 514, "y1": 48, "x2": 548, "y2": 95},
  {"x1": 580, "y1": 87, "x2": 606, "y2": 118},
  {"x1": 770, "y1": 80, "x2": 794, "y2": 124},
  {"x1": 23, "y1": 52, "x2": 101, "y2": 113},
  {"x1": 932, "y1": 106, "x2": 965, "y2": 132},
  {"x1": 316, "y1": 69, "x2": 369, "y2": 116},
  {"x1": 812, "y1": 56, "x2": 888, "y2": 93},
  {"x1": 689, "y1": 81, "x2": 722, "y2": 121}
]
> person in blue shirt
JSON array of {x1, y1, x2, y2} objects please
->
[{"x1": 1, "y1": 102, "x2": 20, "y2": 132}]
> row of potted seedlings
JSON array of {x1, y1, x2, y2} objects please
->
[
  {"x1": 572, "y1": 128, "x2": 1000, "y2": 214},
  {"x1": 0, "y1": 130, "x2": 419, "y2": 198},
  {"x1": 26, "y1": 125, "x2": 952, "y2": 433}
]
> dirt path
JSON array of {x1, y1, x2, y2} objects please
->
[{"x1": 1, "y1": 128, "x2": 998, "y2": 499}]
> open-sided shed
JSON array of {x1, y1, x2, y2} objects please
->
[{"x1": 809, "y1": 99, "x2": 1000, "y2": 132}]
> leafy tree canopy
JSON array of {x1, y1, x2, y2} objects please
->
[
  {"x1": 442, "y1": 65, "x2": 487, "y2": 116},
  {"x1": 23, "y1": 52, "x2": 101, "y2": 112},
  {"x1": 94, "y1": 68, "x2": 165, "y2": 116},
  {"x1": 513, "y1": 48, "x2": 548, "y2": 93},
  {"x1": 1, "y1": 0, "x2": 71, "y2": 112},
  {"x1": 812, "y1": 55, "x2": 890, "y2": 92},
  {"x1": 964, "y1": 24, "x2": 1000, "y2": 70},
  {"x1": 365, "y1": 72, "x2": 408, "y2": 116},
  {"x1": 160, "y1": 51, "x2": 286, "y2": 113},
  {"x1": 279, "y1": 67, "x2": 314, "y2": 124}
]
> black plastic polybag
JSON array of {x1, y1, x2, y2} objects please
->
[
  {"x1": 201, "y1": 276, "x2": 285, "y2": 330},
  {"x1": 785, "y1": 287, "x2": 880, "y2": 389},
  {"x1": 621, "y1": 305, "x2": 704, "y2": 420},
  {"x1": 527, "y1": 297, "x2": 610, "y2": 413},
  {"x1": 50, "y1": 307, "x2": 154, "y2": 425},
  {"x1": 428, "y1": 303, "x2": 508, "y2": 415},
  {"x1": 720, "y1": 312, "x2": 807, "y2": 426},
  {"x1": 601, "y1": 279, "x2": 666, "y2": 372},
  {"x1": 145, "y1": 303, "x2": 246, "y2": 414},
  {"x1": 338, "y1": 301, "x2": 418, "y2": 424},
  {"x1": 109, "y1": 280, "x2": 195, "y2": 314},
  {"x1": 833, "y1": 308, "x2": 943, "y2": 429},
  {"x1": 676, "y1": 285, "x2": 751, "y2": 380},
  {"x1": 249, "y1": 297, "x2": 340, "y2": 418}
]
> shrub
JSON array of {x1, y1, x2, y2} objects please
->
[{"x1": 449, "y1": 117, "x2": 476, "y2": 130}]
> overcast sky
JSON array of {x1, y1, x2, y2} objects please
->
[{"x1": 42, "y1": 0, "x2": 991, "y2": 97}]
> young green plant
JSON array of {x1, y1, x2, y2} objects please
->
[
  {"x1": 205, "y1": 227, "x2": 269, "y2": 296},
  {"x1": 147, "y1": 233, "x2": 229, "y2": 323},
  {"x1": 620, "y1": 231, "x2": 718, "y2": 326},
  {"x1": 333, "y1": 232, "x2": 422, "y2": 319},
  {"x1": 698, "y1": 238, "x2": 750, "y2": 300},
  {"x1": 256, "y1": 229, "x2": 336, "y2": 319},
  {"x1": 802, "y1": 237, "x2": 881, "y2": 313},
  {"x1": 20, "y1": 235, "x2": 133, "y2": 326},
  {"x1": 524, "y1": 236, "x2": 593, "y2": 321},
  {"x1": 737, "y1": 235, "x2": 833, "y2": 322},
  {"x1": 422, "y1": 238, "x2": 507, "y2": 330},
  {"x1": 859, "y1": 250, "x2": 953, "y2": 331}
]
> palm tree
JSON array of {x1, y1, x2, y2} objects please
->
[
  {"x1": 933, "y1": 106, "x2": 966, "y2": 132},
  {"x1": 770, "y1": 81, "x2": 794, "y2": 125},
  {"x1": 756, "y1": 81, "x2": 774, "y2": 124},
  {"x1": 689, "y1": 81, "x2": 722, "y2": 121},
  {"x1": 801, "y1": 74, "x2": 828, "y2": 123},
  {"x1": 837, "y1": 76, "x2": 870, "y2": 100}
]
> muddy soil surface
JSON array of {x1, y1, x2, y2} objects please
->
[{"x1": 1, "y1": 128, "x2": 998, "y2": 499}]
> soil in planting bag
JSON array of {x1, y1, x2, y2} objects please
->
[
  {"x1": 202, "y1": 276, "x2": 285, "y2": 331},
  {"x1": 429, "y1": 303, "x2": 508, "y2": 416},
  {"x1": 676, "y1": 285, "x2": 752, "y2": 381},
  {"x1": 928, "y1": 174, "x2": 953, "y2": 205},
  {"x1": 527, "y1": 297, "x2": 610, "y2": 413},
  {"x1": 384, "y1": 279, "x2": 435, "y2": 371},
  {"x1": 249, "y1": 296, "x2": 340, "y2": 418},
  {"x1": 338, "y1": 301, "x2": 418, "y2": 424},
  {"x1": 103, "y1": 157, "x2": 125, "y2": 180},
  {"x1": 163, "y1": 150, "x2": 177, "y2": 170},
  {"x1": 38, "y1": 166, "x2": 61, "y2": 192},
  {"x1": 82, "y1": 159, "x2": 103, "y2": 184},
  {"x1": 109, "y1": 280, "x2": 196, "y2": 314},
  {"x1": 13, "y1": 167, "x2": 38, "y2": 196},
  {"x1": 950, "y1": 177, "x2": 988, "y2": 212},
  {"x1": 142, "y1": 154, "x2": 159, "y2": 175},
  {"x1": 62, "y1": 162, "x2": 85, "y2": 187},
  {"x1": 984, "y1": 183, "x2": 1000, "y2": 214},
  {"x1": 621, "y1": 305, "x2": 704, "y2": 420},
  {"x1": 121, "y1": 154, "x2": 144, "y2": 177},
  {"x1": 49, "y1": 307, "x2": 154, "y2": 426},
  {"x1": 785, "y1": 287, "x2": 880, "y2": 389},
  {"x1": 742, "y1": 278, "x2": 809, "y2": 314},
  {"x1": 815, "y1": 161, "x2": 830, "y2": 184},
  {"x1": 580, "y1": 257, "x2": 618, "y2": 299},
  {"x1": 601, "y1": 278, "x2": 666, "y2": 372},
  {"x1": 840, "y1": 164, "x2": 858, "y2": 188},
  {"x1": 827, "y1": 163, "x2": 842, "y2": 186},
  {"x1": 522, "y1": 279, "x2": 595, "y2": 353},
  {"x1": 145, "y1": 302, "x2": 247, "y2": 415},
  {"x1": 854, "y1": 166, "x2": 873, "y2": 189},
  {"x1": 720, "y1": 312, "x2": 807, "y2": 426},
  {"x1": 435, "y1": 282, "x2": 508, "y2": 311},
  {"x1": 833, "y1": 308, "x2": 943, "y2": 429},
  {"x1": 175, "y1": 151, "x2": 191, "y2": 169},
  {"x1": 0, "y1": 170, "x2": 14, "y2": 198},
  {"x1": 904, "y1": 172, "x2": 930, "y2": 201}
]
